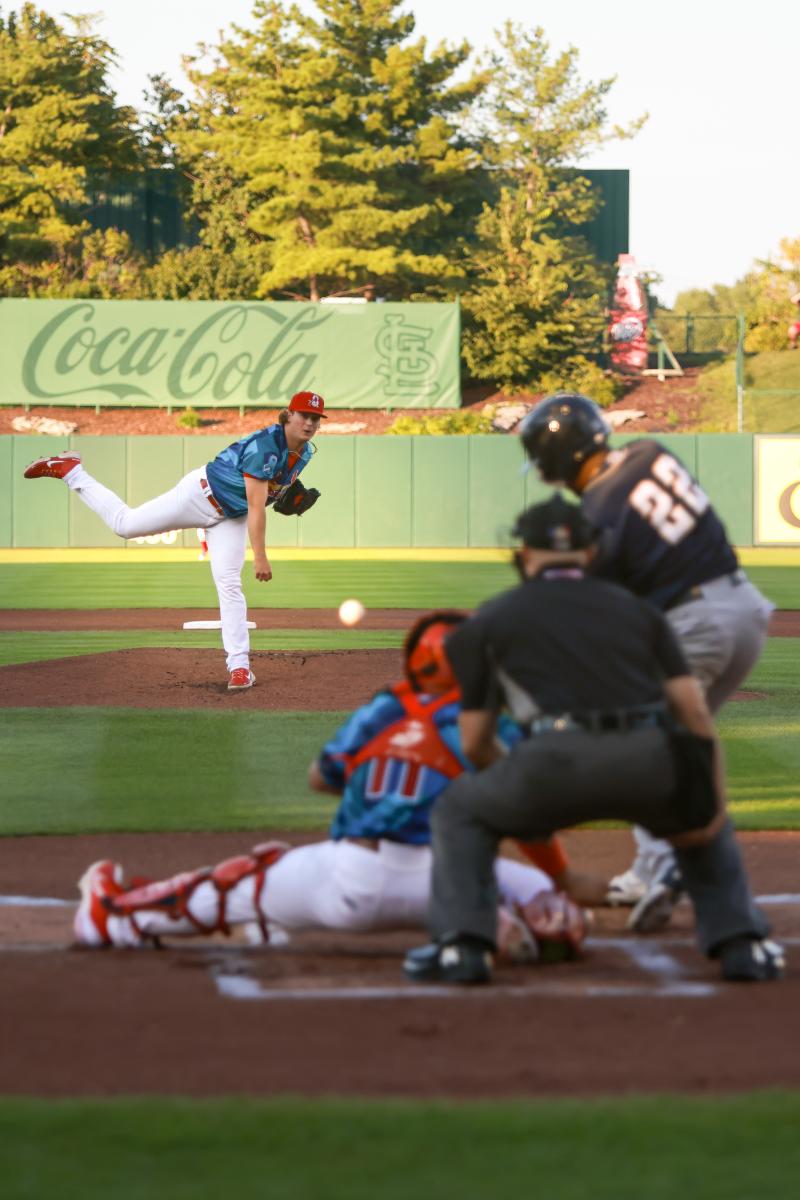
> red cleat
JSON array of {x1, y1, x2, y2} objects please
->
[
  {"x1": 24, "y1": 451, "x2": 81, "y2": 480},
  {"x1": 73, "y1": 860, "x2": 125, "y2": 946},
  {"x1": 228, "y1": 668, "x2": 256, "y2": 691}
]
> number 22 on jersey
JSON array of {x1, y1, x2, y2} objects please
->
[{"x1": 629, "y1": 453, "x2": 709, "y2": 544}]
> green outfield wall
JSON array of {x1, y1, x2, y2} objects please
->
[
  {"x1": 2, "y1": 433, "x2": 758, "y2": 549},
  {"x1": 0, "y1": 300, "x2": 459, "y2": 411}
]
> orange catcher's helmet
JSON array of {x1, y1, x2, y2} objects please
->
[{"x1": 403, "y1": 610, "x2": 466, "y2": 694}]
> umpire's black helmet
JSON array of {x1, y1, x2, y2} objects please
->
[{"x1": 520, "y1": 392, "x2": 610, "y2": 486}]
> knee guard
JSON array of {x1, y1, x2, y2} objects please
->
[{"x1": 210, "y1": 841, "x2": 288, "y2": 939}]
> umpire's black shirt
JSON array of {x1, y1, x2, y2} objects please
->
[{"x1": 446, "y1": 568, "x2": 689, "y2": 721}]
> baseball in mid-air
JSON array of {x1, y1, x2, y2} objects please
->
[{"x1": 338, "y1": 598, "x2": 366, "y2": 627}]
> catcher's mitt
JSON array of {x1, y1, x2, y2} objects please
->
[
  {"x1": 273, "y1": 479, "x2": 321, "y2": 516},
  {"x1": 519, "y1": 891, "x2": 590, "y2": 963}
]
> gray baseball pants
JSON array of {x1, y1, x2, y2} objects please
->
[
  {"x1": 429, "y1": 727, "x2": 769, "y2": 955},
  {"x1": 633, "y1": 574, "x2": 774, "y2": 879}
]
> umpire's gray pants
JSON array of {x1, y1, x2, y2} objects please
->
[{"x1": 429, "y1": 727, "x2": 768, "y2": 956}]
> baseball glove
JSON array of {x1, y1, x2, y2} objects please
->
[
  {"x1": 273, "y1": 479, "x2": 321, "y2": 516},
  {"x1": 519, "y1": 891, "x2": 590, "y2": 962}
]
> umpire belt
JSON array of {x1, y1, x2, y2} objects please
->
[
  {"x1": 529, "y1": 705, "x2": 668, "y2": 736},
  {"x1": 665, "y1": 568, "x2": 746, "y2": 612}
]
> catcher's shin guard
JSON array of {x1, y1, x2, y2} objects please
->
[{"x1": 105, "y1": 842, "x2": 288, "y2": 941}]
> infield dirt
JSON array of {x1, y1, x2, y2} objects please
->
[{"x1": 2, "y1": 608, "x2": 798, "y2": 1098}]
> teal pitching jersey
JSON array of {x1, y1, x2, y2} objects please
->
[{"x1": 205, "y1": 423, "x2": 313, "y2": 518}]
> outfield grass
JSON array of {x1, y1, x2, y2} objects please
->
[
  {"x1": 1, "y1": 638, "x2": 799, "y2": 834},
  {"x1": 0, "y1": 709, "x2": 345, "y2": 834},
  {"x1": 2, "y1": 1093, "x2": 799, "y2": 1200},
  {"x1": 0, "y1": 560, "x2": 520, "y2": 610},
  {"x1": 718, "y1": 640, "x2": 800, "y2": 827},
  {"x1": 1, "y1": 559, "x2": 799, "y2": 610},
  {"x1": 0, "y1": 628, "x2": 403, "y2": 666}
]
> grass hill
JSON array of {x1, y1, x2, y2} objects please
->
[{"x1": 697, "y1": 351, "x2": 800, "y2": 432}]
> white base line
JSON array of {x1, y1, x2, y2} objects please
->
[{"x1": 213, "y1": 974, "x2": 719, "y2": 1003}]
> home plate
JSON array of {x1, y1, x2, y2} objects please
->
[{"x1": 183, "y1": 620, "x2": 257, "y2": 630}]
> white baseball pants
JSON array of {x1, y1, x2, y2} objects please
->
[
  {"x1": 107, "y1": 840, "x2": 553, "y2": 945},
  {"x1": 66, "y1": 464, "x2": 251, "y2": 671}
]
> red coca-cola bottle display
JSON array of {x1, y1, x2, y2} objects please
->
[{"x1": 608, "y1": 253, "x2": 648, "y2": 372}]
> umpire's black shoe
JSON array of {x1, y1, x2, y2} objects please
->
[
  {"x1": 403, "y1": 938, "x2": 493, "y2": 984},
  {"x1": 719, "y1": 936, "x2": 786, "y2": 982}
]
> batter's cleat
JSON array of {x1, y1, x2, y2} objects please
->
[
  {"x1": 627, "y1": 863, "x2": 684, "y2": 934},
  {"x1": 228, "y1": 668, "x2": 256, "y2": 691},
  {"x1": 606, "y1": 867, "x2": 648, "y2": 907},
  {"x1": 403, "y1": 938, "x2": 493, "y2": 984},
  {"x1": 73, "y1": 859, "x2": 125, "y2": 947},
  {"x1": 23, "y1": 451, "x2": 81, "y2": 480},
  {"x1": 719, "y1": 936, "x2": 786, "y2": 982}
]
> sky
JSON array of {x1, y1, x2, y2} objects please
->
[{"x1": 25, "y1": 0, "x2": 799, "y2": 305}]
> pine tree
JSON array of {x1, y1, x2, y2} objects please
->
[
  {"x1": 0, "y1": 4, "x2": 139, "y2": 266},
  {"x1": 176, "y1": 0, "x2": 485, "y2": 300},
  {"x1": 461, "y1": 24, "x2": 645, "y2": 390}
]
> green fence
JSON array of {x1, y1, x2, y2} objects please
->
[
  {"x1": 0, "y1": 300, "x2": 460, "y2": 411},
  {"x1": 3, "y1": 432, "x2": 755, "y2": 549}
]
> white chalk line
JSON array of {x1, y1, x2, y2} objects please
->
[{"x1": 213, "y1": 974, "x2": 718, "y2": 1003}]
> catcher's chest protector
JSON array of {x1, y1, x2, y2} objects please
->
[{"x1": 345, "y1": 685, "x2": 464, "y2": 781}]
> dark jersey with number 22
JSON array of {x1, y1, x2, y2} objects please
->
[{"x1": 582, "y1": 439, "x2": 738, "y2": 610}]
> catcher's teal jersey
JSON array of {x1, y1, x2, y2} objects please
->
[
  {"x1": 205, "y1": 423, "x2": 312, "y2": 517},
  {"x1": 320, "y1": 686, "x2": 522, "y2": 845}
]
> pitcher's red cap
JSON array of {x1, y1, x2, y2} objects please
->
[{"x1": 289, "y1": 391, "x2": 327, "y2": 418}]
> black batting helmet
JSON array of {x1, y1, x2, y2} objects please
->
[{"x1": 519, "y1": 393, "x2": 610, "y2": 486}]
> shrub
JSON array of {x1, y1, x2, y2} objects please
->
[
  {"x1": 535, "y1": 356, "x2": 623, "y2": 408},
  {"x1": 176, "y1": 407, "x2": 202, "y2": 430},
  {"x1": 386, "y1": 409, "x2": 496, "y2": 435}
]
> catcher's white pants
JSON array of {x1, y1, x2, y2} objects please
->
[
  {"x1": 66, "y1": 464, "x2": 251, "y2": 671},
  {"x1": 109, "y1": 840, "x2": 553, "y2": 944}
]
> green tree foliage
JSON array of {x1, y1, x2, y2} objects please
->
[
  {"x1": 744, "y1": 238, "x2": 800, "y2": 352},
  {"x1": 0, "y1": 3, "x2": 138, "y2": 268},
  {"x1": 664, "y1": 238, "x2": 800, "y2": 355},
  {"x1": 174, "y1": 0, "x2": 485, "y2": 301},
  {"x1": 0, "y1": 227, "x2": 145, "y2": 297},
  {"x1": 461, "y1": 24, "x2": 644, "y2": 391}
]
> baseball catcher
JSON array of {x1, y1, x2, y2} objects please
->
[{"x1": 73, "y1": 612, "x2": 590, "y2": 964}]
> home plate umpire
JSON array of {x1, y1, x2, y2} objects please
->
[{"x1": 404, "y1": 494, "x2": 784, "y2": 986}]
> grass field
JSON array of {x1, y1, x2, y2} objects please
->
[
  {"x1": 3, "y1": 1093, "x2": 799, "y2": 1200},
  {"x1": 1, "y1": 554, "x2": 798, "y2": 1195},
  {"x1": 2, "y1": 624, "x2": 800, "y2": 833},
  {"x1": 1, "y1": 557, "x2": 800, "y2": 609},
  {"x1": 698, "y1": 350, "x2": 800, "y2": 432}
]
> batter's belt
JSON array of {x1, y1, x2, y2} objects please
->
[{"x1": 665, "y1": 568, "x2": 746, "y2": 612}]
